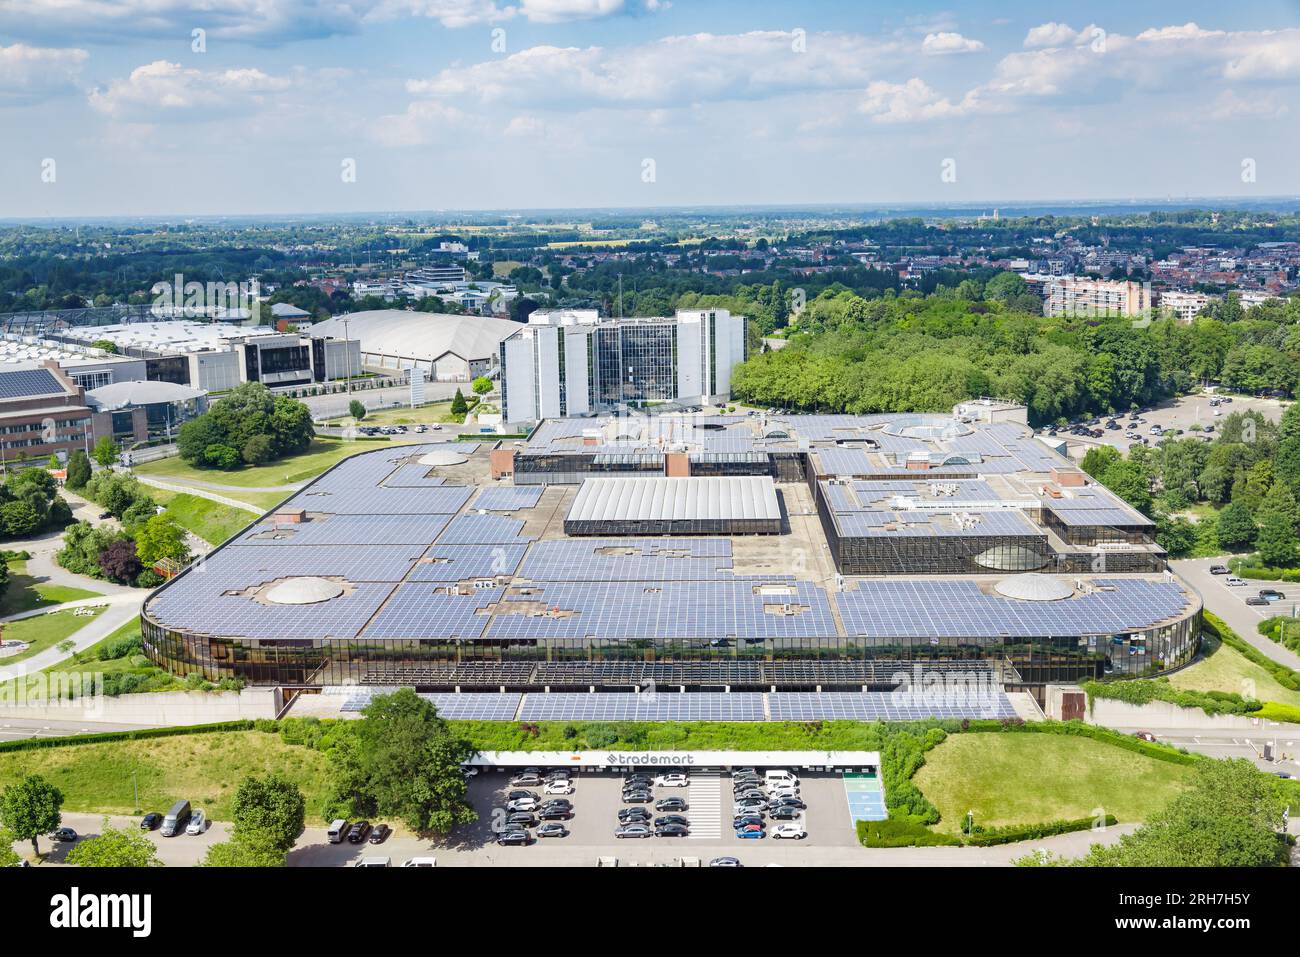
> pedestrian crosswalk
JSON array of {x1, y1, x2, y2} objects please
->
[{"x1": 689, "y1": 771, "x2": 723, "y2": 840}]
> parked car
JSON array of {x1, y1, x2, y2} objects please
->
[
  {"x1": 1224, "y1": 576, "x2": 1246, "y2": 586},
  {"x1": 1259, "y1": 589, "x2": 1286, "y2": 600},
  {"x1": 1132, "y1": 730, "x2": 1158, "y2": 742},
  {"x1": 509, "y1": 773, "x2": 542, "y2": 787},
  {"x1": 654, "y1": 797, "x2": 688, "y2": 812},
  {"x1": 506, "y1": 812, "x2": 538, "y2": 829},
  {"x1": 506, "y1": 789, "x2": 537, "y2": 802},
  {"x1": 622, "y1": 790, "x2": 653, "y2": 804},
  {"x1": 51, "y1": 827, "x2": 78, "y2": 843},
  {"x1": 507, "y1": 797, "x2": 538, "y2": 812},
  {"x1": 618, "y1": 807, "x2": 652, "y2": 822},
  {"x1": 655, "y1": 773, "x2": 689, "y2": 788},
  {"x1": 403, "y1": 857, "x2": 438, "y2": 867},
  {"x1": 734, "y1": 828, "x2": 765, "y2": 839},
  {"x1": 769, "y1": 805, "x2": 804, "y2": 820},
  {"x1": 709, "y1": 857, "x2": 743, "y2": 867},
  {"x1": 536, "y1": 822, "x2": 569, "y2": 838},
  {"x1": 654, "y1": 814, "x2": 690, "y2": 828},
  {"x1": 139, "y1": 813, "x2": 161, "y2": 831},
  {"x1": 185, "y1": 810, "x2": 207, "y2": 836},
  {"x1": 1209, "y1": 565, "x2": 1229, "y2": 575},
  {"x1": 539, "y1": 806, "x2": 573, "y2": 821},
  {"x1": 655, "y1": 823, "x2": 690, "y2": 838},
  {"x1": 772, "y1": 822, "x2": 807, "y2": 840},
  {"x1": 615, "y1": 823, "x2": 653, "y2": 839},
  {"x1": 1245, "y1": 596, "x2": 1270, "y2": 606},
  {"x1": 347, "y1": 821, "x2": 371, "y2": 844},
  {"x1": 368, "y1": 824, "x2": 391, "y2": 844},
  {"x1": 544, "y1": 781, "x2": 574, "y2": 796},
  {"x1": 497, "y1": 830, "x2": 533, "y2": 847}
]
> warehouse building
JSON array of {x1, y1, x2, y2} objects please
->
[{"x1": 309, "y1": 310, "x2": 519, "y2": 382}]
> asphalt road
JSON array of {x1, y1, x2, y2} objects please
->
[
  {"x1": 10, "y1": 811, "x2": 229, "y2": 866},
  {"x1": 0, "y1": 717, "x2": 155, "y2": 743},
  {"x1": 1171, "y1": 557, "x2": 1300, "y2": 671}
]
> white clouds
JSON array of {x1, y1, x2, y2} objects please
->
[
  {"x1": 858, "y1": 79, "x2": 968, "y2": 124},
  {"x1": 0, "y1": 43, "x2": 87, "y2": 105},
  {"x1": 372, "y1": 98, "x2": 469, "y2": 147},
  {"x1": 88, "y1": 60, "x2": 294, "y2": 120},
  {"x1": 921, "y1": 32, "x2": 984, "y2": 56},
  {"x1": 407, "y1": 30, "x2": 899, "y2": 109},
  {"x1": 503, "y1": 114, "x2": 545, "y2": 136},
  {"x1": 1023, "y1": 22, "x2": 1102, "y2": 49}
]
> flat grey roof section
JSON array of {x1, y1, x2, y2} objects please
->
[{"x1": 567, "y1": 476, "x2": 781, "y2": 524}]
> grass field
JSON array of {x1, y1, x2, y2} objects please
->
[
  {"x1": 1167, "y1": 634, "x2": 1300, "y2": 709},
  {"x1": 0, "y1": 560, "x2": 101, "y2": 618},
  {"x1": 0, "y1": 605, "x2": 105, "y2": 666},
  {"x1": 0, "y1": 730, "x2": 330, "y2": 821},
  {"x1": 149, "y1": 491, "x2": 262, "y2": 545},
  {"x1": 914, "y1": 733, "x2": 1194, "y2": 833},
  {"x1": 135, "y1": 438, "x2": 397, "y2": 489},
  {"x1": 321, "y1": 401, "x2": 458, "y2": 429}
]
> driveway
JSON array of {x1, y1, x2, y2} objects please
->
[
  {"x1": 10, "y1": 811, "x2": 229, "y2": 866},
  {"x1": 1172, "y1": 557, "x2": 1300, "y2": 671}
]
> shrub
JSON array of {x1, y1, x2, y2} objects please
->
[{"x1": 98, "y1": 538, "x2": 142, "y2": 583}]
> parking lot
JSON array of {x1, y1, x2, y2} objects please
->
[{"x1": 1050, "y1": 392, "x2": 1288, "y2": 460}]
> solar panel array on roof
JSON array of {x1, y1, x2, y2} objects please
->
[
  {"x1": 148, "y1": 581, "x2": 396, "y2": 639},
  {"x1": 287, "y1": 483, "x2": 473, "y2": 515},
  {"x1": 0, "y1": 367, "x2": 64, "y2": 399},
  {"x1": 341, "y1": 691, "x2": 521, "y2": 720},
  {"x1": 438, "y1": 513, "x2": 533, "y2": 544},
  {"x1": 362, "y1": 584, "x2": 499, "y2": 639},
  {"x1": 409, "y1": 544, "x2": 528, "y2": 581},
  {"x1": 768, "y1": 691, "x2": 1018, "y2": 721},
  {"x1": 473, "y1": 485, "x2": 543, "y2": 511},
  {"x1": 836, "y1": 579, "x2": 1190, "y2": 638},
  {"x1": 815, "y1": 448, "x2": 875, "y2": 476},
  {"x1": 518, "y1": 692, "x2": 765, "y2": 722},
  {"x1": 517, "y1": 538, "x2": 732, "y2": 581},
  {"x1": 238, "y1": 514, "x2": 450, "y2": 546},
  {"x1": 194, "y1": 543, "x2": 426, "y2": 584}
]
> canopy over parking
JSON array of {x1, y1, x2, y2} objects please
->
[{"x1": 466, "y1": 750, "x2": 880, "y2": 771}]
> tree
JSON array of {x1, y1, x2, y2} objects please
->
[
  {"x1": 66, "y1": 820, "x2": 162, "y2": 867},
  {"x1": 98, "y1": 537, "x2": 142, "y2": 583},
  {"x1": 202, "y1": 829, "x2": 287, "y2": 867},
  {"x1": 1216, "y1": 501, "x2": 1257, "y2": 549},
  {"x1": 1076, "y1": 760, "x2": 1287, "y2": 867},
  {"x1": 242, "y1": 434, "x2": 274, "y2": 466},
  {"x1": 134, "y1": 514, "x2": 188, "y2": 568},
  {"x1": 0, "y1": 828, "x2": 19, "y2": 867},
  {"x1": 92, "y1": 435, "x2": 120, "y2": 468},
  {"x1": 471, "y1": 376, "x2": 492, "y2": 396},
  {"x1": 348, "y1": 399, "x2": 366, "y2": 422},
  {"x1": 1099, "y1": 460, "x2": 1152, "y2": 515},
  {"x1": 231, "y1": 774, "x2": 305, "y2": 852},
  {"x1": 325, "y1": 688, "x2": 477, "y2": 835},
  {"x1": 450, "y1": 389, "x2": 468, "y2": 416},
  {"x1": 1255, "y1": 509, "x2": 1297, "y2": 567},
  {"x1": 0, "y1": 774, "x2": 64, "y2": 855},
  {"x1": 65, "y1": 449, "x2": 92, "y2": 490},
  {"x1": 1080, "y1": 445, "x2": 1121, "y2": 480},
  {"x1": 0, "y1": 500, "x2": 40, "y2": 538}
]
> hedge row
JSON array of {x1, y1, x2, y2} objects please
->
[
  {"x1": 953, "y1": 717, "x2": 1201, "y2": 766},
  {"x1": 0, "y1": 720, "x2": 255, "y2": 754},
  {"x1": 1081, "y1": 678, "x2": 1262, "y2": 717},
  {"x1": 858, "y1": 815, "x2": 962, "y2": 847},
  {"x1": 964, "y1": 814, "x2": 1118, "y2": 847}
]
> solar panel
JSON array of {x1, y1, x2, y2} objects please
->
[
  {"x1": 438, "y1": 513, "x2": 532, "y2": 544},
  {"x1": 0, "y1": 368, "x2": 62, "y2": 399},
  {"x1": 517, "y1": 538, "x2": 732, "y2": 582},
  {"x1": 340, "y1": 691, "x2": 521, "y2": 720},
  {"x1": 237, "y1": 514, "x2": 450, "y2": 547},
  {"x1": 517, "y1": 692, "x2": 765, "y2": 722},
  {"x1": 768, "y1": 691, "x2": 1018, "y2": 721},
  {"x1": 409, "y1": 544, "x2": 527, "y2": 582},
  {"x1": 362, "y1": 583, "x2": 500, "y2": 639},
  {"x1": 473, "y1": 486, "x2": 543, "y2": 511}
]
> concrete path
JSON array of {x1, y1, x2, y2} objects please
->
[
  {"x1": 134, "y1": 475, "x2": 263, "y2": 514},
  {"x1": 0, "y1": 592, "x2": 142, "y2": 675},
  {"x1": 1173, "y1": 557, "x2": 1300, "y2": 671}
]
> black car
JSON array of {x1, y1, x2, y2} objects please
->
[
  {"x1": 770, "y1": 797, "x2": 807, "y2": 810},
  {"x1": 507, "y1": 812, "x2": 538, "y2": 828},
  {"x1": 368, "y1": 824, "x2": 391, "y2": 844},
  {"x1": 1245, "y1": 596, "x2": 1270, "y2": 606},
  {"x1": 1260, "y1": 589, "x2": 1286, "y2": 600},
  {"x1": 769, "y1": 806, "x2": 803, "y2": 820},
  {"x1": 654, "y1": 814, "x2": 690, "y2": 828},
  {"x1": 347, "y1": 821, "x2": 371, "y2": 844},
  {"x1": 618, "y1": 807, "x2": 652, "y2": 822},
  {"x1": 51, "y1": 827, "x2": 78, "y2": 843},
  {"x1": 497, "y1": 830, "x2": 533, "y2": 847},
  {"x1": 655, "y1": 823, "x2": 690, "y2": 838},
  {"x1": 506, "y1": 789, "x2": 538, "y2": 802},
  {"x1": 623, "y1": 776, "x2": 654, "y2": 789},
  {"x1": 733, "y1": 814, "x2": 765, "y2": 829},
  {"x1": 539, "y1": 807, "x2": 573, "y2": 821},
  {"x1": 622, "y1": 790, "x2": 653, "y2": 803},
  {"x1": 541, "y1": 796, "x2": 572, "y2": 808},
  {"x1": 139, "y1": 812, "x2": 162, "y2": 831}
]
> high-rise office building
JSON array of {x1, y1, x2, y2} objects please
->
[{"x1": 499, "y1": 308, "x2": 746, "y2": 425}]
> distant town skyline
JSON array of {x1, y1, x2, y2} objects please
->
[{"x1": 3, "y1": 1, "x2": 1300, "y2": 217}]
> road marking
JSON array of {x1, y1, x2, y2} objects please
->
[{"x1": 688, "y1": 772, "x2": 722, "y2": 840}]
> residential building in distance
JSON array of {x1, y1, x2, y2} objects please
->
[
  {"x1": 1158, "y1": 290, "x2": 1214, "y2": 322},
  {"x1": 1042, "y1": 277, "x2": 1152, "y2": 318},
  {"x1": 0, "y1": 362, "x2": 93, "y2": 465},
  {"x1": 499, "y1": 308, "x2": 747, "y2": 426}
]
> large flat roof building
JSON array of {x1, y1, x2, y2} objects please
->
[
  {"x1": 309, "y1": 310, "x2": 519, "y2": 382},
  {"x1": 142, "y1": 405, "x2": 1200, "y2": 699}
]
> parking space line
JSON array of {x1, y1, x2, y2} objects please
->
[{"x1": 688, "y1": 772, "x2": 722, "y2": 840}]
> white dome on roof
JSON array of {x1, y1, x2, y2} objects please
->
[
  {"x1": 994, "y1": 573, "x2": 1074, "y2": 602},
  {"x1": 419, "y1": 449, "x2": 468, "y2": 466},
  {"x1": 265, "y1": 576, "x2": 344, "y2": 605}
]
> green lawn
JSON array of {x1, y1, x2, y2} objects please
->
[
  {"x1": 0, "y1": 605, "x2": 105, "y2": 667},
  {"x1": 1167, "y1": 633, "x2": 1300, "y2": 709},
  {"x1": 322, "y1": 400, "x2": 459, "y2": 428},
  {"x1": 0, "y1": 730, "x2": 330, "y2": 821},
  {"x1": 913, "y1": 733, "x2": 1195, "y2": 833},
  {"x1": 135, "y1": 437, "x2": 410, "y2": 490},
  {"x1": 0, "y1": 560, "x2": 102, "y2": 618},
  {"x1": 149, "y1": 491, "x2": 261, "y2": 546}
]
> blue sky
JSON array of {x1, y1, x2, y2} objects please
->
[{"x1": 2, "y1": 1, "x2": 1300, "y2": 217}]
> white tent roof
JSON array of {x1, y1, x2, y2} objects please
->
[
  {"x1": 86, "y1": 380, "x2": 206, "y2": 410},
  {"x1": 309, "y1": 310, "x2": 519, "y2": 364},
  {"x1": 567, "y1": 476, "x2": 781, "y2": 524}
]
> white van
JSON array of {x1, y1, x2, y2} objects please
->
[
  {"x1": 1224, "y1": 576, "x2": 1246, "y2": 587},
  {"x1": 327, "y1": 819, "x2": 349, "y2": 844},
  {"x1": 764, "y1": 770, "x2": 799, "y2": 788},
  {"x1": 355, "y1": 857, "x2": 390, "y2": 868}
]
